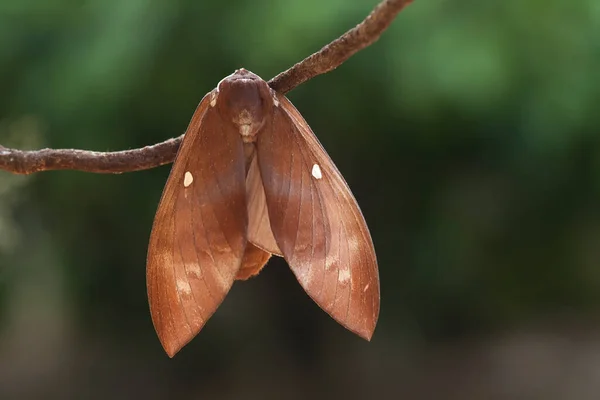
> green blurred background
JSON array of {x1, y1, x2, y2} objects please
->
[{"x1": 1, "y1": 0, "x2": 600, "y2": 398}]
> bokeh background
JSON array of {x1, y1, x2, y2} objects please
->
[{"x1": 1, "y1": 0, "x2": 600, "y2": 399}]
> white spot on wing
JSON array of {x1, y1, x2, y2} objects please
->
[
  {"x1": 311, "y1": 163, "x2": 322, "y2": 180},
  {"x1": 177, "y1": 279, "x2": 192, "y2": 295},
  {"x1": 188, "y1": 264, "x2": 201, "y2": 278},
  {"x1": 363, "y1": 283, "x2": 370, "y2": 292},
  {"x1": 184, "y1": 171, "x2": 194, "y2": 187},
  {"x1": 210, "y1": 91, "x2": 218, "y2": 107},
  {"x1": 273, "y1": 95, "x2": 279, "y2": 107},
  {"x1": 339, "y1": 268, "x2": 350, "y2": 283}
]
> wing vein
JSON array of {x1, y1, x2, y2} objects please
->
[
  {"x1": 309, "y1": 177, "x2": 316, "y2": 287},
  {"x1": 341, "y1": 202, "x2": 353, "y2": 322},
  {"x1": 191, "y1": 192, "x2": 219, "y2": 303},
  {"x1": 331, "y1": 198, "x2": 342, "y2": 310},
  {"x1": 175, "y1": 237, "x2": 197, "y2": 330},
  {"x1": 169, "y1": 206, "x2": 193, "y2": 334},
  {"x1": 164, "y1": 212, "x2": 180, "y2": 348},
  {"x1": 280, "y1": 150, "x2": 294, "y2": 250},
  {"x1": 200, "y1": 163, "x2": 230, "y2": 284},
  {"x1": 207, "y1": 161, "x2": 236, "y2": 258},
  {"x1": 179, "y1": 216, "x2": 206, "y2": 322},
  {"x1": 313, "y1": 179, "x2": 328, "y2": 300},
  {"x1": 287, "y1": 125, "x2": 328, "y2": 299},
  {"x1": 289, "y1": 140, "x2": 303, "y2": 259}
]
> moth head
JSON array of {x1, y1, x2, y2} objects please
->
[{"x1": 215, "y1": 69, "x2": 274, "y2": 142}]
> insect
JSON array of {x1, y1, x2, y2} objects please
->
[{"x1": 146, "y1": 69, "x2": 379, "y2": 357}]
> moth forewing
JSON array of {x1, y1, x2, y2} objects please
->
[
  {"x1": 255, "y1": 93, "x2": 380, "y2": 340},
  {"x1": 146, "y1": 88, "x2": 248, "y2": 357}
]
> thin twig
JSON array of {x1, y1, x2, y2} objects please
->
[
  {"x1": 269, "y1": 0, "x2": 413, "y2": 94},
  {"x1": 0, "y1": 138, "x2": 180, "y2": 175},
  {"x1": 0, "y1": 0, "x2": 413, "y2": 175}
]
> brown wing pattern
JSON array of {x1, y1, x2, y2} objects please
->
[
  {"x1": 256, "y1": 95, "x2": 380, "y2": 340},
  {"x1": 147, "y1": 92, "x2": 248, "y2": 357}
]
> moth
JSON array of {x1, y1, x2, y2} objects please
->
[{"x1": 147, "y1": 69, "x2": 379, "y2": 357}]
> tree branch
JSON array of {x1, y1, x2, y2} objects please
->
[
  {"x1": 269, "y1": 0, "x2": 413, "y2": 94},
  {"x1": 0, "y1": 139, "x2": 180, "y2": 175},
  {"x1": 0, "y1": 0, "x2": 413, "y2": 175}
]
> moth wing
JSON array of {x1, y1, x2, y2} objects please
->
[
  {"x1": 256, "y1": 95, "x2": 380, "y2": 340},
  {"x1": 147, "y1": 91, "x2": 248, "y2": 357},
  {"x1": 236, "y1": 242, "x2": 273, "y2": 281},
  {"x1": 246, "y1": 150, "x2": 282, "y2": 256}
]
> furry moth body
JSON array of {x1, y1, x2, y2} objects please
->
[{"x1": 147, "y1": 69, "x2": 379, "y2": 357}]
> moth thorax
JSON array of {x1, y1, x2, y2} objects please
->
[
  {"x1": 235, "y1": 109, "x2": 262, "y2": 143},
  {"x1": 215, "y1": 72, "x2": 272, "y2": 142}
]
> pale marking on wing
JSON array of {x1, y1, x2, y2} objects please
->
[
  {"x1": 332, "y1": 210, "x2": 346, "y2": 307},
  {"x1": 174, "y1": 194, "x2": 206, "y2": 327},
  {"x1": 163, "y1": 211, "x2": 181, "y2": 347},
  {"x1": 212, "y1": 264, "x2": 230, "y2": 291},
  {"x1": 187, "y1": 263, "x2": 202, "y2": 278},
  {"x1": 184, "y1": 171, "x2": 194, "y2": 187},
  {"x1": 170, "y1": 218, "x2": 192, "y2": 334},
  {"x1": 363, "y1": 283, "x2": 370, "y2": 292},
  {"x1": 311, "y1": 163, "x2": 322, "y2": 180},
  {"x1": 176, "y1": 278, "x2": 193, "y2": 295},
  {"x1": 210, "y1": 91, "x2": 218, "y2": 107},
  {"x1": 177, "y1": 238, "x2": 205, "y2": 322},
  {"x1": 189, "y1": 208, "x2": 218, "y2": 303},
  {"x1": 323, "y1": 223, "x2": 336, "y2": 272},
  {"x1": 347, "y1": 235, "x2": 361, "y2": 254}
]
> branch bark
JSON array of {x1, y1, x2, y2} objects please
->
[
  {"x1": 0, "y1": 0, "x2": 413, "y2": 175},
  {"x1": 269, "y1": 0, "x2": 413, "y2": 94},
  {"x1": 0, "y1": 139, "x2": 180, "y2": 175}
]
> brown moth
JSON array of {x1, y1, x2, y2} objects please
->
[{"x1": 147, "y1": 69, "x2": 379, "y2": 357}]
